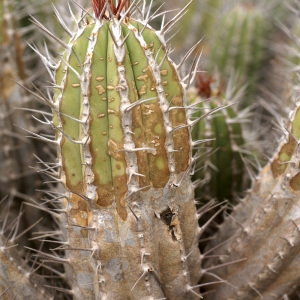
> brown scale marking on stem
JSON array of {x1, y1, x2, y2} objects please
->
[
  {"x1": 131, "y1": 105, "x2": 150, "y2": 189},
  {"x1": 69, "y1": 193, "x2": 92, "y2": 229},
  {"x1": 96, "y1": 84, "x2": 105, "y2": 95},
  {"x1": 96, "y1": 76, "x2": 104, "y2": 82},
  {"x1": 138, "y1": 84, "x2": 147, "y2": 96},
  {"x1": 107, "y1": 85, "x2": 115, "y2": 91},
  {"x1": 114, "y1": 174, "x2": 128, "y2": 220},
  {"x1": 143, "y1": 102, "x2": 170, "y2": 187},
  {"x1": 137, "y1": 74, "x2": 148, "y2": 81},
  {"x1": 271, "y1": 135, "x2": 297, "y2": 177},
  {"x1": 92, "y1": 139, "x2": 128, "y2": 220},
  {"x1": 95, "y1": 180, "x2": 127, "y2": 221},
  {"x1": 107, "y1": 138, "x2": 126, "y2": 161},
  {"x1": 169, "y1": 95, "x2": 190, "y2": 173},
  {"x1": 290, "y1": 172, "x2": 300, "y2": 191},
  {"x1": 136, "y1": 66, "x2": 170, "y2": 186},
  {"x1": 160, "y1": 69, "x2": 168, "y2": 76},
  {"x1": 137, "y1": 66, "x2": 156, "y2": 96},
  {"x1": 96, "y1": 183, "x2": 114, "y2": 207}
]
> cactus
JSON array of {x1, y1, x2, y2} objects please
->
[
  {"x1": 0, "y1": 0, "x2": 44, "y2": 250},
  {"x1": 201, "y1": 99, "x2": 300, "y2": 298},
  {"x1": 27, "y1": 0, "x2": 203, "y2": 298},
  {"x1": 209, "y1": 4, "x2": 266, "y2": 103},
  {"x1": 189, "y1": 74, "x2": 253, "y2": 206},
  {"x1": 0, "y1": 1, "x2": 71, "y2": 298},
  {"x1": 0, "y1": 195, "x2": 55, "y2": 300},
  {"x1": 3, "y1": 0, "x2": 300, "y2": 299},
  {"x1": 0, "y1": 0, "x2": 32, "y2": 199}
]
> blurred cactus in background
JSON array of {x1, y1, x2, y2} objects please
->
[
  {"x1": 189, "y1": 74, "x2": 254, "y2": 205},
  {"x1": 2, "y1": 0, "x2": 300, "y2": 299}
]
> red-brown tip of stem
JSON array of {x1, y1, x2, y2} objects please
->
[
  {"x1": 92, "y1": 0, "x2": 130, "y2": 19},
  {"x1": 197, "y1": 73, "x2": 213, "y2": 98},
  {"x1": 92, "y1": 0, "x2": 103, "y2": 18}
]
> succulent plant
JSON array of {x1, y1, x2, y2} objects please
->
[
  {"x1": 0, "y1": 0, "x2": 32, "y2": 199},
  {"x1": 0, "y1": 1, "x2": 59, "y2": 298},
  {"x1": 25, "y1": 0, "x2": 204, "y2": 298},
  {"x1": 189, "y1": 74, "x2": 253, "y2": 206},
  {"x1": 201, "y1": 100, "x2": 300, "y2": 299},
  {"x1": 187, "y1": 1, "x2": 294, "y2": 143},
  {"x1": 210, "y1": 4, "x2": 266, "y2": 100},
  {"x1": 3, "y1": 0, "x2": 300, "y2": 299},
  {"x1": 0, "y1": 0, "x2": 49, "y2": 248}
]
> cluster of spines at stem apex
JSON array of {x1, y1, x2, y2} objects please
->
[
  {"x1": 92, "y1": 0, "x2": 130, "y2": 19},
  {"x1": 27, "y1": 0, "x2": 204, "y2": 299}
]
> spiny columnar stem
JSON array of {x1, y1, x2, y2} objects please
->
[
  {"x1": 189, "y1": 75, "x2": 251, "y2": 205},
  {"x1": 49, "y1": 1, "x2": 201, "y2": 298},
  {"x1": 202, "y1": 103, "x2": 300, "y2": 298},
  {"x1": 0, "y1": 233, "x2": 53, "y2": 300}
]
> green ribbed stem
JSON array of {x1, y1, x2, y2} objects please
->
[
  {"x1": 53, "y1": 5, "x2": 201, "y2": 299},
  {"x1": 202, "y1": 87, "x2": 300, "y2": 299},
  {"x1": 189, "y1": 89, "x2": 247, "y2": 204}
]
